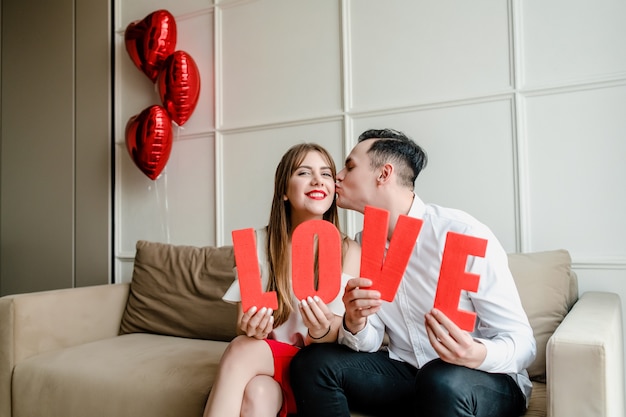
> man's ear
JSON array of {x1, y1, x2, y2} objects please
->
[{"x1": 377, "y1": 163, "x2": 393, "y2": 184}]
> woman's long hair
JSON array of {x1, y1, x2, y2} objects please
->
[{"x1": 266, "y1": 143, "x2": 340, "y2": 326}]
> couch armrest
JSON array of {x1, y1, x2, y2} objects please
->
[
  {"x1": 547, "y1": 291, "x2": 625, "y2": 417},
  {"x1": 0, "y1": 283, "x2": 130, "y2": 417}
]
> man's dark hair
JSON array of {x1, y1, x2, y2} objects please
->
[{"x1": 357, "y1": 129, "x2": 428, "y2": 189}]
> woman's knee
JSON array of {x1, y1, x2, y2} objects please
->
[
  {"x1": 241, "y1": 375, "x2": 282, "y2": 417},
  {"x1": 219, "y1": 336, "x2": 271, "y2": 372}
]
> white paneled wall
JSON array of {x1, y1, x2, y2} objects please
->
[
  {"x1": 348, "y1": 1, "x2": 513, "y2": 110},
  {"x1": 524, "y1": 86, "x2": 626, "y2": 261},
  {"x1": 518, "y1": 0, "x2": 626, "y2": 88},
  {"x1": 218, "y1": 0, "x2": 343, "y2": 127},
  {"x1": 114, "y1": 0, "x2": 626, "y2": 383}
]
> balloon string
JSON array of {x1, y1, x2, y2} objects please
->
[
  {"x1": 162, "y1": 170, "x2": 171, "y2": 243},
  {"x1": 155, "y1": 168, "x2": 171, "y2": 243}
]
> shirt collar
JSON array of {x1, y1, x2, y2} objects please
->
[{"x1": 408, "y1": 193, "x2": 426, "y2": 219}]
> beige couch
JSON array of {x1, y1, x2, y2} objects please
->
[{"x1": 1, "y1": 241, "x2": 624, "y2": 417}]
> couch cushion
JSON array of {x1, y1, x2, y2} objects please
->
[
  {"x1": 524, "y1": 382, "x2": 546, "y2": 417},
  {"x1": 508, "y1": 250, "x2": 577, "y2": 382},
  {"x1": 13, "y1": 334, "x2": 229, "y2": 417},
  {"x1": 119, "y1": 240, "x2": 238, "y2": 341}
]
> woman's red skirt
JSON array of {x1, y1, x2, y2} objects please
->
[{"x1": 265, "y1": 339, "x2": 300, "y2": 417}]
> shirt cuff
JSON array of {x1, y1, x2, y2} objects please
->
[
  {"x1": 338, "y1": 327, "x2": 360, "y2": 350},
  {"x1": 473, "y1": 338, "x2": 496, "y2": 372},
  {"x1": 338, "y1": 315, "x2": 374, "y2": 351}
]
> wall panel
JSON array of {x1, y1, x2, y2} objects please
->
[
  {"x1": 75, "y1": 0, "x2": 112, "y2": 287},
  {"x1": 577, "y1": 268, "x2": 626, "y2": 294},
  {"x1": 348, "y1": 0, "x2": 512, "y2": 111},
  {"x1": 524, "y1": 85, "x2": 626, "y2": 260},
  {"x1": 172, "y1": 11, "x2": 216, "y2": 135},
  {"x1": 219, "y1": 0, "x2": 342, "y2": 128},
  {"x1": 116, "y1": 8, "x2": 214, "y2": 138},
  {"x1": 121, "y1": 0, "x2": 211, "y2": 22},
  {"x1": 519, "y1": 0, "x2": 626, "y2": 87},
  {"x1": 117, "y1": 135, "x2": 216, "y2": 254}
]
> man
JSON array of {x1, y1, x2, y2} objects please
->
[{"x1": 289, "y1": 129, "x2": 536, "y2": 417}]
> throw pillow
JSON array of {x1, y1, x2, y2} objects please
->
[
  {"x1": 119, "y1": 240, "x2": 238, "y2": 342},
  {"x1": 508, "y1": 249, "x2": 578, "y2": 382}
]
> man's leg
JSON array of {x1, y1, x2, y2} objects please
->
[
  {"x1": 414, "y1": 359, "x2": 526, "y2": 417},
  {"x1": 290, "y1": 343, "x2": 417, "y2": 417}
]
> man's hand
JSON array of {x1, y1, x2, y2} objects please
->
[
  {"x1": 239, "y1": 306, "x2": 274, "y2": 339},
  {"x1": 425, "y1": 308, "x2": 487, "y2": 369},
  {"x1": 342, "y1": 277, "x2": 383, "y2": 334}
]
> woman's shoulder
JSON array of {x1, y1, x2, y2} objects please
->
[{"x1": 342, "y1": 235, "x2": 360, "y2": 251}]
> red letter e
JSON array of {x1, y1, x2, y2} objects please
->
[{"x1": 433, "y1": 232, "x2": 487, "y2": 332}]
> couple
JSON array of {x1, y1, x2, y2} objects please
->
[{"x1": 203, "y1": 129, "x2": 536, "y2": 417}]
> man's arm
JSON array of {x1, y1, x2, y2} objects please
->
[{"x1": 461, "y1": 241, "x2": 536, "y2": 373}]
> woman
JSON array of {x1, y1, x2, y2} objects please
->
[{"x1": 203, "y1": 143, "x2": 361, "y2": 417}]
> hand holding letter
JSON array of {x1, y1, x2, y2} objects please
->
[
  {"x1": 240, "y1": 306, "x2": 274, "y2": 340},
  {"x1": 425, "y1": 308, "x2": 486, "y2": 369},
  {"x1": 342, "y1": 277, "x2": 383, "y2": 334},
  {"x1": 299, "y1": 295, "x2": 334, "y2": 339}
]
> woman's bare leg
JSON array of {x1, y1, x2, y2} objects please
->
[
  {"x1": 241, "y1": 375, "x2": 283, "y2": 417},
  {"x1": 203, "y1": 335, "x2": 275, "y2": 417}
]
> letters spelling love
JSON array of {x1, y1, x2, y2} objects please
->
[{"x1": 232, "y1": 206, "x2": 487, "y2": 332}]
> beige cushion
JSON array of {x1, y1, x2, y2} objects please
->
[
  {"x1": 508, "y1": 250, "x2": 577, "y2": 381},
  {"x1": 13, "y1": 334, "x2": 229, "y2": 417},
  {"x1": 119, "y1": 240, "x2": 238, "y2": 341}
]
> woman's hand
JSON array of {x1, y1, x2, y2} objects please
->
[
  {"x1": 239, "y1": 306, "x2": 274, "y2": 339},
  {"x1": 299, "y1": 296, "x2": 334, "y2": 340}
]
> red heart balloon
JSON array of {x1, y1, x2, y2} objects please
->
[
  {"x1": 125, "y1": 105, "x2": 173, "y2": 180},
  {"x1": 124, "y1": 10, "x2": 177, "y2": 83},
  {"x1": 157, "y1": 50, "x2": 201, "y2": 126}
]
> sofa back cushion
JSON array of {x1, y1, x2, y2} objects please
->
[
  {"x1": 508, "y1": 249, "x2": 578, "y2": 382},
  {"x1": 119, "y1": 240, "x2": 238, "y2": 341}
]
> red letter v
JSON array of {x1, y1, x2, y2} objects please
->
[{"x1": 359, "y1": 206, "x2": 423, "y2": 301}]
